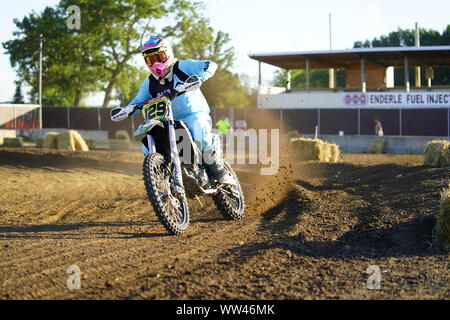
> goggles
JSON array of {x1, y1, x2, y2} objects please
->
[{"x1": 143, "y1": 49, "x2": 168, "y2": 66}]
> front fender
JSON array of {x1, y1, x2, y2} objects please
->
[{"x1": 134, "y1": 119, "x2": 164, "y2": 137}]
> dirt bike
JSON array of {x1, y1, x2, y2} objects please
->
[{"x1": 111, "y1": 76, "x2": 245, "y2": 235}]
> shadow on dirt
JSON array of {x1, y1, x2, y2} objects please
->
[
  {"x1": 0, "y1": 150, "x2": 141, "y2": 176},
  {"x1": 231, "y1": 210, "x2": 443, "y2": 260},
  {"x1": 0, "y1": 221, "x2": 168, "y2": 239},
  {"x1": 228, "y1": 161, "x2": 448, "y2": 260}
]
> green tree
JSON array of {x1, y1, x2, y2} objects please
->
[
  {"x1": 3, "y1": 6, "x2": 105, "y2": 106},
  {"x1": 3, "y1": 0, "x2": 216, "y2": 107},
  {"x1": 273, "y1": 69, "x2": 345, "y2": 89},
  {"x1": 60, "y1": 0, "x2": 220, "y2": 108},
  {"x1": 59, "y1": 0, "x2": 169, "y2": 108},
  {"x1": 13, "y1": 81, "x2": 24, "y2": 104},
  {"x1": 114, "y1": 65, "x2": 148, "y2": 107},
  {"x1": 354, "y1": 26, "x2": 448, "y2": 47},
  {"x1": 4, "y1": 0, "x2": 254, "y2": 109},
  {"x1": 174, "y1": 26, "x2": 254, "y2": 107},
  {"x1": 353, "y1": 25, "x2": 450, "y2": 86}
]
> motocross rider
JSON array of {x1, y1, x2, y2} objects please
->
[{"x1": 111, "y1": 36, "x2": 231, "y2": 183}]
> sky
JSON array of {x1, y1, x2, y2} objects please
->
[{"x1": 1, "y1": 0, "x2": 450, "y2": 104}]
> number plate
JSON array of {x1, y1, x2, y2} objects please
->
[{"x1": 141, "y1": 96, "x2": 169, "y2": 120}]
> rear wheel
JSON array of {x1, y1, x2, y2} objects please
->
[
  {"x1": 213, "y1": 161, "x2": 245, "y2": 220},
  {"x1": 143, "y1": 153, "x2": 189, "y2": 235}
]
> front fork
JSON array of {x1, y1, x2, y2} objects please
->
[
  {"x1": 166, "y1": 107, "x2": 184, "y2": 193},
  {"x1": 167, "y1": 121, "x2": 184, "y2": 188},
  {"x1": 145, "y1": 121, "x2": 184, "y2": 199}
]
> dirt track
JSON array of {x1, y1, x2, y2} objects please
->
[{"x1": 0, "y1": 148, "x2": 448, "y2": 300}]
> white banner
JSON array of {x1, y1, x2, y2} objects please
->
[
  {"x1": 343, "y1": 92, "x2": 450, "y2": 107},
  {"x1": 258, "y1": 91, "x2": 450, "y2": 109}
]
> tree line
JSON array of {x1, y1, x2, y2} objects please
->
[{"x1": 3, "y1": 0, "x2": 255, "y2": 108}]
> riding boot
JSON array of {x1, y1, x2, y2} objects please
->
[{"x1": 203, "y1": 135, "x2": 234, "y2": 185}]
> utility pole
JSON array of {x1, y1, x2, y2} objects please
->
[
  {"x1": 38, "y1": 34, "x2": 43, "y2": 129},
  {"x1": 415, "y1": 22, "x2": 421, "y2": 87},
  {"x1": 328, "y1": 13, "x2": 335, "y2": 89},
  {"x1": 329, "y1": 13, "x2": 332, "y2": 50}
]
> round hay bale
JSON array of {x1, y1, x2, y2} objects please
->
[
  {"x1": 115, "y1": 130, "x2": 131, "y2": 141},
  {"x1": 368, "y1": 138, "x2": 387, "y2": 154},
  {"x1": 43, "y1": 132, "x2": 59, "y2": 149},
  {"x1": 71, "y1": 130, "x2": 90, "y2": 151},
  {"x1": 85, "y1": 139, "x2": 96, "y2": 150},
  {"x1": 424, "y1": 140, "x2": 450, "y2": 167},
  {"x1": 56, "y1": 131, "x2": 75, "y2": 150},
  {"x1": 56, "y1": 130, "x2": 89, "y2": 151},
  {"x1": 3, "y1": 137, "x2": 23, "y2": 148},
  {"x1": 109, "y1": 139, "x2": 131, "y2": 150},
  {"x1": 35, "y1": 138, "x2": 44, "y2": 148},
  {"x1": 434, "y1": 185, "x2": 450, "y2": 250},
  {"x1": 441, "y1": 144, "x2": 450, "y2": 167}
]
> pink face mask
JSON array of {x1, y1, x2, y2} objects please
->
[{"x1": 148, "y1": 61, "x2": 169, "y2": 78}]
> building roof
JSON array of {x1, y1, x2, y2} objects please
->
[{"x1": 248, "y1": 46, "x2": 450, "y2": 69}]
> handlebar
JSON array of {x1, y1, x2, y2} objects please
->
[
  {"x1": 132, "y1": 88, "x2": 180, "y2": 112},
  {"x1": 126, "y1": 75, "x2": 202, "y2": 116}
]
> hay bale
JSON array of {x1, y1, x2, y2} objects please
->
[
  {"x1": 287, "y1": 130, "x2": 301, "y2": 141},
  {"x1": 56, "y1": 131, "x2": 76, "y2": 151},
  {"x1": 434, "y1": 185, "x2": 450, "y2": 250},
  {"x1": 72, "y1": 130, "x2": 90, "y2": 151},
  {"x1": 329, "y1": 143, "x2": 340, "y2": 163},
  {"x1": 424, "y1": 140, "x2": 450, "y2": 167},
  {"x1": 43, "y1": 132, "x2": 59, "y2": 149},
  {"x1": 35, "y1": 138, "x2": 44, "y2": 148},
  {"x1": 289, "y1": 137, "x2": 320, "y2": 161},
  {"x1": 85, "y1": 139, "x2": 96, "y2": 150},
  {"x1": 368, "y1": 138, "x2": 387, "y2": 154},
  {"x1": 318, "y1": 142, "x2": 332, "y2": 162},
  {"x1": 56, "y1": 130, "x2": 89, "y2": 151},
  {"x1": 442, "y1": 145, "x2": 450, "y2": 167},
  {"x1": 3, "y1": 137, "x2": 23, "y2": 148},
  {"x1": 289, "y1": 137, "x2": 339, "y2": 163},
  {"x1": 115, "y1": 130, "x2": 131, "y2": 141},
  {"x1": 109, "y1": 139, "x2": 131, "y2": 150}
]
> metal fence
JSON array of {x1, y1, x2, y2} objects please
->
[{"x1": 39, "y1": 106, "x2": 450, "y2": 138}]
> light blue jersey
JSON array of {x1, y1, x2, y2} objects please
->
[
  {"x1": 130, "y1": 59, "x2": 218, "y2": 152},
  {"x1": 130, "y1": 59, "x2": 217, "y2": 120}
]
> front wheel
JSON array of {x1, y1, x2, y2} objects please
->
[
  {"x1": 143, "y1": 152, "x2": 189, "y2": 235},
  {"x1": 213, "y1": 161, "x2": 245, "y2": 220}
]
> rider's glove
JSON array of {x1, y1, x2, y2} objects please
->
[
  {"x1": 175, "y1": 75, "x2": 202, "y2": 93},
  {"x1": 110, "y1": 105, "x2": 136, "y2": 122}
]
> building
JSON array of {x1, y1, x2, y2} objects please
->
[{"x1": 249, "y1": 46, "x2": 450, "y2": 137}]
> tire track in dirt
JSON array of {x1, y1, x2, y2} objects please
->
[
  {"x1": 3, "y1": 213, "x2": 262, "y2": 299},
  {"x1": 1, "y1": 149, "x2": 448, "y2": 299},
  {"x1": 0, "y1": 152, "x2": 294, "y2": 299}
]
